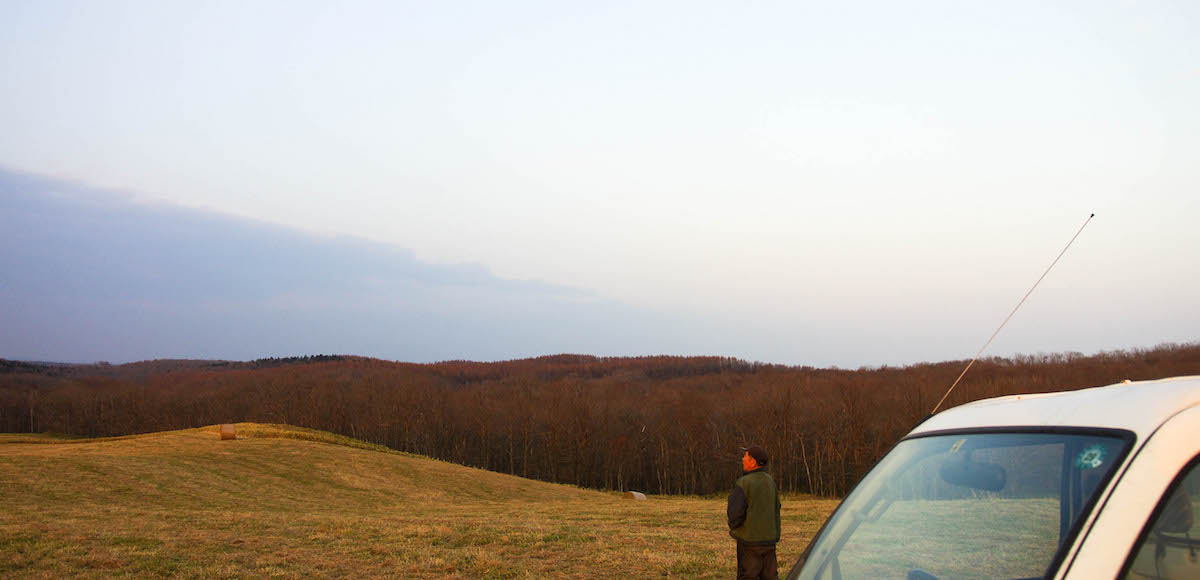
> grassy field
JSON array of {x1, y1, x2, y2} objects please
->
[{"x1": 0, "y1": 424, "x2": 838, "y2": 578}]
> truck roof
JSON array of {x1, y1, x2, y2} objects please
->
[{"x1": 912, "y1": 375, "x2": 1200, "y2": 440}]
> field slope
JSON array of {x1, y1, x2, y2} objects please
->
[{"x1": 0, "y1": 424, "x2": 836, "y2": 578}]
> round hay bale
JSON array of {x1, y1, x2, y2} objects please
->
[
  {"x1": 623, "y1": 491, "x2": 647, "y2": 500},
  {"x1": 219, "y1": 424, "x2": 237, "y2": 440}
]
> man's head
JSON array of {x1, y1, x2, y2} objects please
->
[{"x1": 742, "y1": 445, "x2": 769, "y2": 472}]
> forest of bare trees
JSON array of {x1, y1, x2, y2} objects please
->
[{"x1": 2, "y1": 343, "x2": 1197, "y2": 497}]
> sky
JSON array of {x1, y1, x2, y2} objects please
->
[{"x1": 1, "y1": 1, "x2": 1197, "y2": 367}]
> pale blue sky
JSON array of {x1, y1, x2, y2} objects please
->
[{"x1": 1, "y1": 1, "x2": 1197, "y2": 365}]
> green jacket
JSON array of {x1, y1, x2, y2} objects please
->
[{"x1": 727, "y1": 468, "x2": 781, "y2": 545}]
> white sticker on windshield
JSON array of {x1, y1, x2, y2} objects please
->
[
  {"x1": 1075, "y1": 444, "x2": 1107, "y2": 469},
  {"x1": 949, "y1": 439, "x2": 966, "y2": 454}
]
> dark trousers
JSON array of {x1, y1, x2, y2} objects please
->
[{"x1": 736, "y1": 542, "x2": 778, "y2": 580}]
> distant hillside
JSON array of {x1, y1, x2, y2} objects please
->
[
  {"x1": 2, "y1": 343, "x2": 1198, "y2": 497},
  {"x1": 0, "y1": 355, "x2": 351, "y2": 379},
  {"x1": 0, "y1": 424, "x2": 837, "y2": 578}
]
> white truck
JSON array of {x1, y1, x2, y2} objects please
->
[{"x1": 786, "y1": 375, "x2": 1200, "y2": 580}]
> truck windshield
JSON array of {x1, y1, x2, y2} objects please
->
[{"x1": 789, "y1": 430, "x2": 1133, "y2": 580}]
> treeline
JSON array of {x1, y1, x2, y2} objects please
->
[
  {"x1": 4, "y1": 354, "x2": 348, "y2": 379},
  {"x1": 1, "y1": 344, "x2": 1197, "y2": 497}
]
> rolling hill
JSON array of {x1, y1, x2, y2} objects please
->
[{"x1": 0, "y1": 424, "x2": 836, "y2": 578}]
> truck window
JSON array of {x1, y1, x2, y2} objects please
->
[
  {"x1": 1121, "y1": 456, "x2": 1200, "y2": 580},
  {"x1": 789, "y1": 430, "x2": 1132, "y2": 580}
]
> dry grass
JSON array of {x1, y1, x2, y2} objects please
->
[{"x1": 0, "y1": 424, "x2": 838, "y2": 578}]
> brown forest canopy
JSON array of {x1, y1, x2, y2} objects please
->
[{"x1": 2, "y1": 344, "x2": 1197, "y2": 497}]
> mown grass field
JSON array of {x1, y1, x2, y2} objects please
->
[{"x1": 0, "y1": 424, "x2": 839, "y2": 578}]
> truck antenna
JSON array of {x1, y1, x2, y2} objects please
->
[{"x1": 929, "y1": 213, "x2": 1095, "y2": 415}]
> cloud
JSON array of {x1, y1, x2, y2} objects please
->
[{"x1": 0, "y1": 169, "x2": 681, "y2": 363}]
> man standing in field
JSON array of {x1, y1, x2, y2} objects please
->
[{"x1": 728, "y1": 445, "x2": 781, "y2": 580}]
